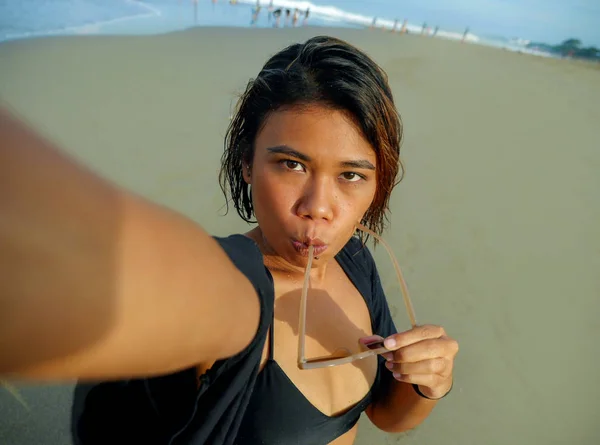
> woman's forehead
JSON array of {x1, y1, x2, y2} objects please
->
[{"x1": 255, "y1": 106, "x2": 375, "y2": 162}]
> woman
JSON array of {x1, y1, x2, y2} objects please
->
[{"x1": 0, "y1": 36, "x2": 458, "y2": 444}]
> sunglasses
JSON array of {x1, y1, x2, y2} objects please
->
[{"x1": 297, "y1": 223, "x2": 417, "y2": 370}]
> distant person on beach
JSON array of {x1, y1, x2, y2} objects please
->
[
  {"x1": 251, "y1": 1, "x2": 261, "y2": 25},
  {"x1": 303, "y1": 7, "x2": 310, "y2": 26},
  {"x1": 1, "y1": 36, "x2": 458, "y2": 445},
  {"x1": 285, "y1": 8, "x2": 291, "y2": 27},
  {"x1": 268, "y1": 0, "x2": 274, "y2": 23},
  {"x1": 462, "y1": 26, "x2": 470, "y2": 43},
  {"x1": 400, "y1": 19, "x2": 408, "y2": 34},
  {"x1": 292, "y1": 8, "x2": 299, "y2": 27},
  {"x1": 272, "y1": 7, "x2": 281, "y2": 27}
]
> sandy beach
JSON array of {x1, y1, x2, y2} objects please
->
[{"x1": 1, "y1": 27, "x2": 599, "y2": 445}]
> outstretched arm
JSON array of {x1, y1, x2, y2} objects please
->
[{"x1": 0, "y1": 106, "x2": 259, "y2": 381}]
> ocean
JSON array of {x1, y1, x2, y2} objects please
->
[{"x1": 0, "y1": 0, "x2": 552, "y2": 56}]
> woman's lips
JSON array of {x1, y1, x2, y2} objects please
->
[{"x1": 292, "y1": 240, "x2": 328, "y2": 257}]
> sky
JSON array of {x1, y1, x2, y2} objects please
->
[{"x1": 320, "y1": 0, "x2": 600, "y2": 46}]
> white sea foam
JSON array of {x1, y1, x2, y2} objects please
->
[{"x1": 237, "y1": 0, "x2": 479, "y2": 42}]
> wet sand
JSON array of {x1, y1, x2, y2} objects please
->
[{"x1": 1, "y1": 27, "x2": 599, "y2": 445}]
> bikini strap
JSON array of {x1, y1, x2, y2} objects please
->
[{"x1": 268, "y1": 310, "x2": 275, "y2": 361}]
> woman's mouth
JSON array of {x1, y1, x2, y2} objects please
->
[{"x1": 292, "y1": 240, "x2": 328, "y2": 257}]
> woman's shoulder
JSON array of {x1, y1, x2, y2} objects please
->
[
  {"x1": 213, "y1": 233, "x2": 261, "y2": 259},
  {"x1": 340, "y1": 236, "x2": 397, "y2": 338},
  {"x1": 337, "y1": 236, "x2": 377, "y2": 276},
  {"x1": 213, "y1": 234, "x2": 273, "y2": 288}
]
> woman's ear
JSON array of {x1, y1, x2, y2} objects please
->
[{"x1": 242, "y1": 164, "x2": 252, "y2": 184}]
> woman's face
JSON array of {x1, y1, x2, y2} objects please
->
[{"x1": 244, "y1": 104, "x2": 377, "y2": 267}]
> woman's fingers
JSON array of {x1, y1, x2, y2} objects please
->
[
  {"x1": 380, "y1": 325, "x2": 458, "y2": 399},
  {"x1": 390, "y1": 338, "x2": 453, "y2": 363},
  {"x1": 385, "y1": 357, "x2": 452, "y2": 377},
  {"x1": 383, "y1": 325, "x2": 446, "y2": 350}
]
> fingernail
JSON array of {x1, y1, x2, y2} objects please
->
[
  {"x1": 385, "y1": 361, "x2": 393, "y2": 370},
  {"x1": 393, "y1": 372, "x2": 402, "y2": 380},
  {"x1": 384, "y1": 338, "x2": 396, "y2": 349},
  {"x1": 383, "y1": 353, "x2": 393, "y2": 361}
]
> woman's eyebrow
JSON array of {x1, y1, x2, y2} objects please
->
[
  {"x1": 266, "y1": 145, "x2": 311, "y2": 162},
  {"x1": 340, "y1": 159, "x2": 375, "y2": 170},
  {"x1": 266, "y1": 145, "x2": 375, "y2": 170}
]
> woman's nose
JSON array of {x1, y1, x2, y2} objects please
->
[{"x1": 295, "y1": 178, "x2": 334, "y2": 222}]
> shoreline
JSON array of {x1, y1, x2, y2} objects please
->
[
  {"x1": 0, "y1": 0, "x2": 559, "y2": 59},
  {"x1": 0, "y1": 23, "x2": 565, "y2": 62}
]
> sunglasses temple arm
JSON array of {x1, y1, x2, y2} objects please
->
[
  {"x1": 298, "y1": 245, "x2": 314, "y2": 365},
  {"x1": 356, "y1": 224, "x2": 418, "y2": 328}
]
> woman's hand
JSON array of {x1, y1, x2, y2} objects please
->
[
  {"x1": 362, "y1": 325, "x2": 458, "y2": 400},
  {"x1": 382, "y1": 325, "x2": 458, "y2": 399}
]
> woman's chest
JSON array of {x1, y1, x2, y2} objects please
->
[{"x1": 259, "y1": 264, "x2": 378, "y2": 417}]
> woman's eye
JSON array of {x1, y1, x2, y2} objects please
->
[
  {"x1": 283, "y1": 160, "x2": 303, "y2": 171},
  {"x1": 341, "y1": 172, "x2": 363, "y2": 182}
]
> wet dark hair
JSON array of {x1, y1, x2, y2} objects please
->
[{"x1": 219, "y1": 35, "x2": 403, "y2": 236}]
